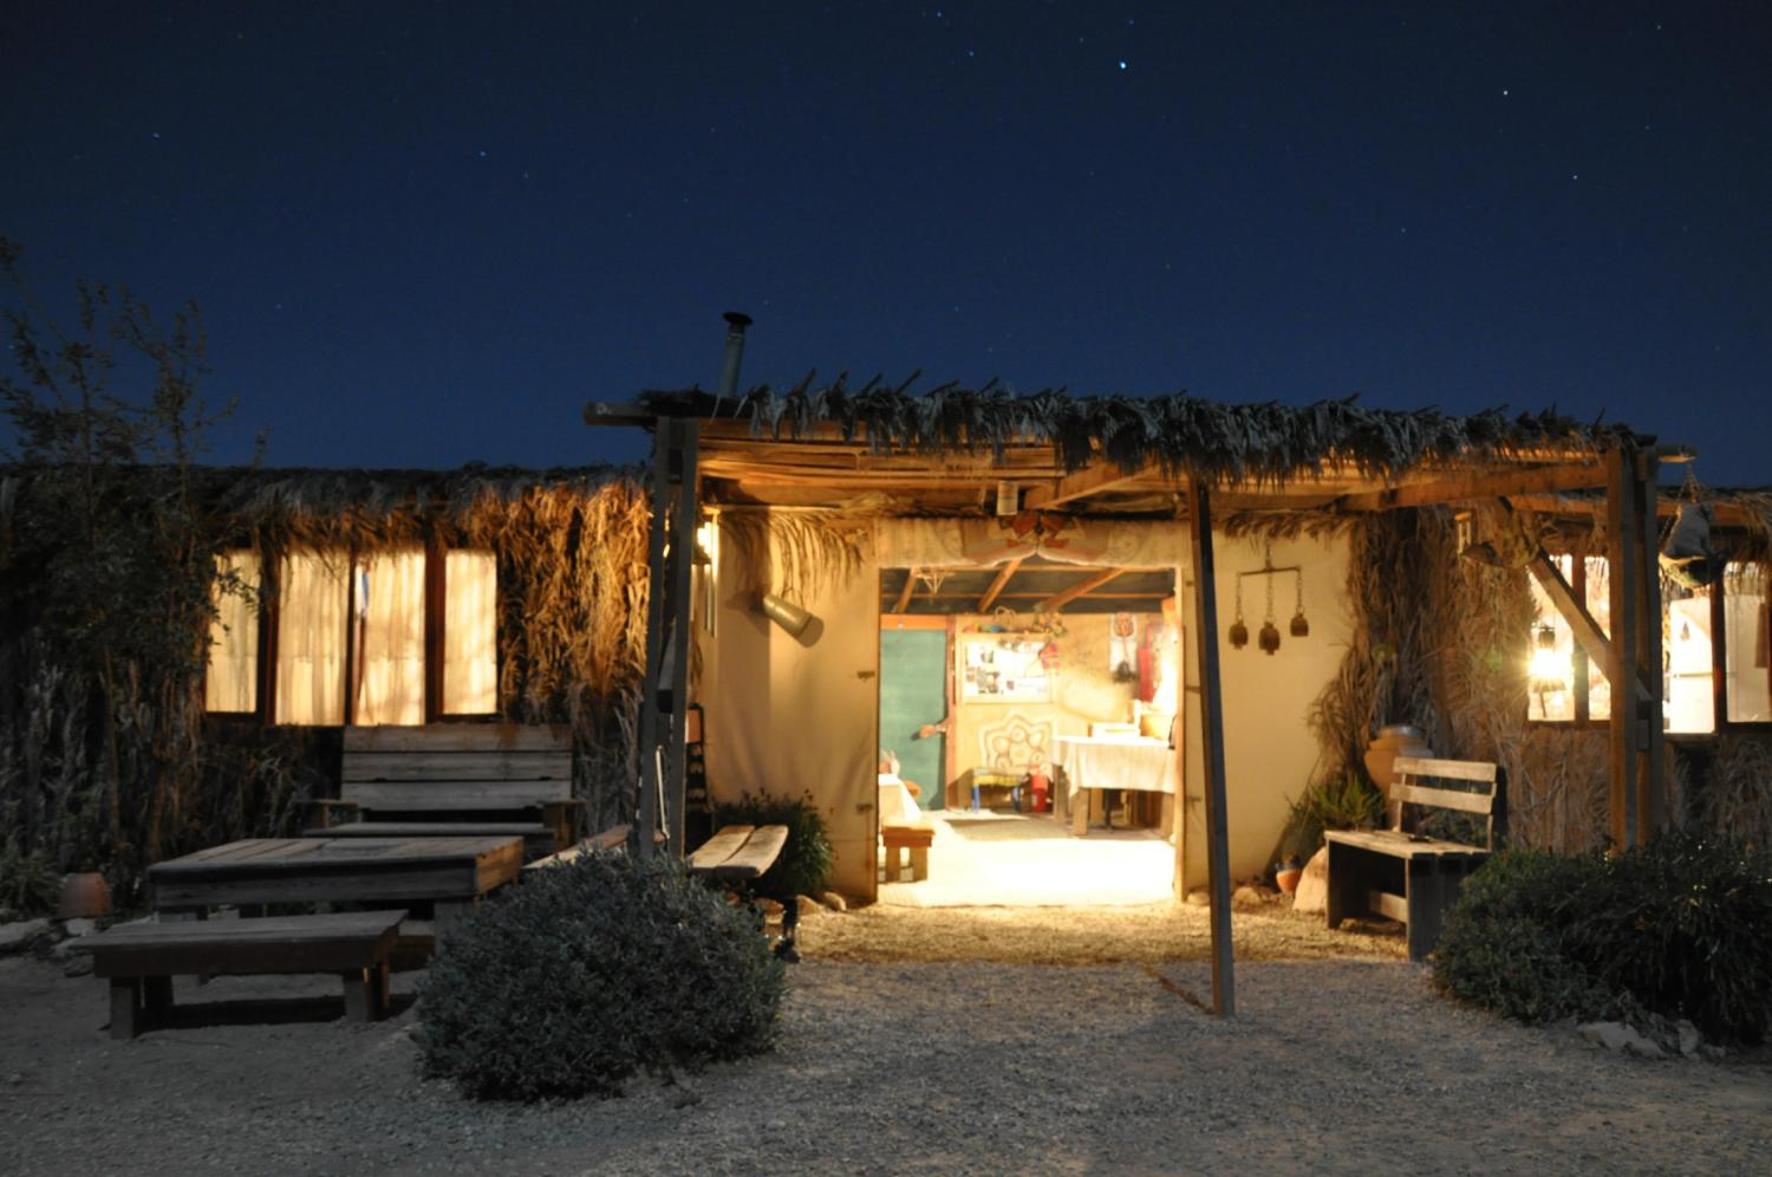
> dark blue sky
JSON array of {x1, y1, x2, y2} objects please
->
[{"x1": 4, "y1": 3, "x2": 1768, "y2": 481}]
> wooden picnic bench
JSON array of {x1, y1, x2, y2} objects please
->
[
  {"x1": 71, "y1": 910, "x2": 407, "y2": 1038},
  {"x1": 307, "y1": 725, "x2": 579, "y2": 861},
  {"x1": 1326, "y1": 756, "x2": 1506, "y2": 961},
  {"x1": 687, "y1": 823, "x2": 798, "y2": 961}
]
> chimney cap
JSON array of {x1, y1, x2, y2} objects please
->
[{"x1": 723, "y1": 311, "x2": 753, "y2": 330}]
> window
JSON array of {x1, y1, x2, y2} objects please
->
[
  {"x1": 207, "y1": 544, "x2": 500, "y2": 724},
  {"x1": 204, "y1": 552, "x2": 260, "y2": 713},
  {"x1": 443, "y1": 550, "x2": 498, "y2": 715},
  {"x1": 1527, "y1": 555, "x2": 1769, "y2": 733},
  {"x1": 275, "y1": 549, "x2": 349, "y2": 725},
  {"x1": 1724, "y1": 563, "x2": 1772, "y2": 723}
]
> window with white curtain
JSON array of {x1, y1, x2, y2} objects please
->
[
  {"x1": 204, "y1": 551, "x2": 261, "y2": 713},
  {"x1": 274, "y1": 549, "x2": 349, "y2": 725},
  {"x1": 443, "y1": 549, "x2": 498, "y2": 714},
  {"x1": 353, "y1": 548, "x2": 426, "y2": 726}
]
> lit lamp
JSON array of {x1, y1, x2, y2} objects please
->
[{"x1": 1528, "y1": 622, "x2": 1568, "y2": 715}]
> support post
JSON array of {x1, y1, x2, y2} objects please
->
[
  {"x1": 636, "y1": 417, "x2": 700, "y2": 853},
  {"x1": 1633, "y1": 450, "x2": 1665, "y2": 837},
  {"x1": 1605, "y1": 446, "x2": 1663, "y2": 849},
  {"x1": 1184, "y1": 473, "x2": 1235, "y2": 1016},
  {"x1": 663, "y1": 418, "x2": 700, "y2": 853}
]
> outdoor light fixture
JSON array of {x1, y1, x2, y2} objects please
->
[
  {"x1": 759, "y1": 592, "x2": 814, "y2": 637},
  {"x1": 1528, "y1": 623, "x2": 1567, "y2": 689},
  {"x1": 995, "y1": 481, "x2": 1019, "y2": 517}
]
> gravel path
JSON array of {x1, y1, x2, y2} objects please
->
[{"x1": 4, "y1": 909, "x2": 1769, "y2": 1175}]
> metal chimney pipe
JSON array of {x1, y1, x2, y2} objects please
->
[{"x1": 715, "y1": 311, "x2": 753, "y2": 405}]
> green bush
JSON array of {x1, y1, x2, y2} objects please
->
[
  {"x1": 1434, "y1": 835, "x2": 1772, "y2": 1043},
  {"x1": 711, "y1": 791, "x2": 834, "y2": 900},
  {"x1": 417, "y1": 850, "x2": 786, "y2": 1101},
  {"x1": 1432, "y1": 849, "x2": 1618, "y2": 1024}
]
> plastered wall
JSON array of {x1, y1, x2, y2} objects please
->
[{"x1": 697, "y1": 518, "x2": 881, "y2": 900}]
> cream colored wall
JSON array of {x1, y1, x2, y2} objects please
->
[
  {"x1": 697, "y1": 517, "x2": 881, "y2": 900},
  {"x1": 947, "y1": 613, "x2": 1156, "y2": 789},
  {"x1": 1180, "y1": 529, "x2": 1351, "y2": 888}
]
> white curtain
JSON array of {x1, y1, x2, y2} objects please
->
[
  {"x1": 275, "y1": 549, "x2": 348, "y2": 725},
  {"x1": 354, "y1": 548, "x2": 426, "y2": 726},
  {"x1": 443, "y1": 549, "x2": 498, "y2": 714},
  {"x1": 204, "y1": 551, "x2": 260, "y2": 713}
]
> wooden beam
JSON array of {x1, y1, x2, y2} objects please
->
[
  {"x1": 1329, "y1": 462, "x2": 1611, "y2": 513},
  {"x1": 1633, "y1": 451, "x2": 1666, "y2": 839},
  {"x1": 1524, "y1": 549, "x2": 1650, "y2": 702},
  {"x1": 1604, "y1": 447, "x2": 1667, "y2": 850},
  {"x1": 1042, "y1": 567, "x2": 1128, "y2": 611},
  {"x1": 1023, "y1": 462, "x2": 1155, "y2": 509},
  {"x1": 663, "y1": 418, "x2": 699, "y2": 855},
  {"x1": 977, "y1": 557, "x2": 1024, "y2": 612},
  {"x1": 892, "y1": 571, "x2": 916, "y2": 614},
  {"x1": 1185, "y1": 475, "x2": 1235, "y2": 1017}
]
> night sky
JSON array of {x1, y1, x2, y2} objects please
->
[{"x1": 4, "y1": 3, "x2": 1768, "y2": 483}]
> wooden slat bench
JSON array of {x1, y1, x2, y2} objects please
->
[
  {"x1": 307, "y1": 724, "x2": 579, "y2": 861},
  {"x1": 70, "y1": 910, "x2": 406, "y2": 1038},
  {"x1": 688, "y1": 823, "x2": 798, "y2": 960},
  {"x1": 881, "y1": 823, "x2": 934, "y2": 882},
  {"x1": 1326, "y1": 756, "x2": 1506, "y2": 961}
]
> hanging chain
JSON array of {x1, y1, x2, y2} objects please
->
[
  {"x1": 1294, "y1": 568, "x2": 1305, "y2": 616},
  {"x1": 1233, "y1": 574, "x2": 1244, "y2": 621},
  {"x1": 1263, "y1": 562, "x2": 1276, "y2": 623}
]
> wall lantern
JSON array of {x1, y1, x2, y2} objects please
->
[{"x1": 759, "y1": 592, "x2": 814, "y2": 637}]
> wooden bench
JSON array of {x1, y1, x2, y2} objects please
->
[
  {"x1": 521, "y1": 823, "x2": 631, "y2": 872},
  {"x1": 688, "y1": 824, "x2": 798, "y2": 960},
  {"x1": 1326, "y1": 756, "x2": 1506, "y2": 961},
  {"x1": 70, "y1": 910, "x2": 406, "y2": 1038},
  {"x1": 307, "y1": 725, "x2": 579, "y2": 861},
  {"x1": 881, "y1": 823, "x2": 933, "y2": 882}
]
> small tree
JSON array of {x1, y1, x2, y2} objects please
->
[{"x1": 0, "y1": 237, "x2": 252, "y2": 904}]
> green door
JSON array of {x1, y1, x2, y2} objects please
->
[{"x1": 879, "y1": 629, "x2": 948, "y2": 810}]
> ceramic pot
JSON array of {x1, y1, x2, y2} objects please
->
[
  {"x1": 1362, "y1": 724, "x2": 1432, "y2": 797},
  {"x1": 1274, "y1": 863, "x2": 1304, "y2": 894},
  {"x1": 57, "y1": 871, "x2": 110, "y2": 919}
]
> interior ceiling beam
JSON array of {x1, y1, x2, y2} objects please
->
[
  {"x1": 1042, "y1": 567, "x2": 1129, "y2": 611},
  {"x1": 1023, "y1": 462, "x2": 1159, "y2": 510},
  {"x1": 892, "y1": 571, "x2": 916, "y2": 613},
  {"x1": 977, "y1": 557, "x2": 1024, "y2": 612}
]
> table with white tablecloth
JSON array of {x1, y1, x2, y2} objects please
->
[{"x1": 1055, "y1": 735, "x2": 1175, "y2": 836}]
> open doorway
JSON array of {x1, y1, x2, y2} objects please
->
[{"x1": 877, "y1": 557, "x2": 1184, "y2": 906}]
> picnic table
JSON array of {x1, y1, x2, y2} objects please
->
[{"x1": 149, "y1": 835, "x2": 523, "y2": 927}]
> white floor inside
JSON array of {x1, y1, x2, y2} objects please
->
[{"x1": 878, "y1": 809, "x2": 1176, "y2": 907}]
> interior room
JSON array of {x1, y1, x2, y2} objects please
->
[{"x1": 876, "y1": 557, "x2": 1184, "y2": 906}]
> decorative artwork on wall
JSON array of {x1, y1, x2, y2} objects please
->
[
  {"x1": 977, "y1": 711, "x2": 1055, "y2": 775},
  {"x1": 1109, "y1": 612, "x2": 1138, "y2": 682},
  {"x1": 959, "y1": 635, "x2": 1051, "y2": 703}
]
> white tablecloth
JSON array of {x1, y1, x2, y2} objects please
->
[{"x1": 1055, "y1": 735, "x2": 1174, "y2": 801}]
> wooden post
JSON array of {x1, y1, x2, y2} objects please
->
[
  {"x1": 663, "y1": 418, "x2": 700, "y2": 853},
  {"x1": 1184, "y1": 473, "x2": 1235, "y2": 1017},
  {"x1": 1633, "y1": 451, "x2": 1665, "y2": 837},
  {"x1": 636, "y1": 426, "x2": 674, "y2": 851}
]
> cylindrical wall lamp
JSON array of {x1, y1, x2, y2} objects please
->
[{"x1": 759, "y1": 593, "x2": 814, "y2": 637}]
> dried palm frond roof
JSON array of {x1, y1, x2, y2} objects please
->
[
  {"x1": 206, "y1": 464, "x2": 638, "y2": 521},
  {"x1": 632, "y1": 382, "x2": 1653, "y2": 487}
]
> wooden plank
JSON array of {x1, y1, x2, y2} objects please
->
[
  {"x1": 977, "y1": 557, "x2": 1024, "y2": 612},
  {"x1": 343, "y1": 725, "x2": 572, "y2": 753},
  {"x1": 1042, "y1": 567, "x2": 1128, "y2": 611},
  {"x1": 1327, "y1": 461, "x2": 1611, "y2": 513},
  {"x1": 664, "y1": 417, "x2": 700, "y2": 854},
  {"x1": 346, "y1": 781, "x2": 572, "y2": 809},
  {"x1": 1392, "y1": 784, "x2": 1494, "y2": 815},
  {"x1": 1392, "y1": 756, "x2": 1498, "y2": 783},
  {"x1": 687, "y1": 824, "x2": 753, "y2": 872},
  {"x1": 1523, "y1": 550, "x2": 1651, "y2": 702},
  {"x1": 1024, "y1": 462, "x2": 1155, "y2": 510},
  {"x1": 1325, "y1": 829, "x2": 1490, "y2": 858},
  {"x1": 892, "y1": 571, "x2": 916, "y2": 613},
  {"x1": 342, "y1": 751, "x2": 573, "y2": 782},
  {"x1": 1606, "y1": 447, "x2": 1641, "y2": 849},
  {"x1": 1368, "y1": 889, "x2": 1410, "y2": 923},
  {"x1": 697, "y1": 824, "x2": 788, "y2": 882},
  {"x1": 1185, "y1": 474, "x2": 1235, "y2": 1018},
  {"x1": 149, "y1": 836, "x2": 523, "y2": 875}
]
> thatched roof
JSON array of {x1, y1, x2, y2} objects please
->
[{"x1": 636, "y1": 383, "x2": 1651, "y2": 487}]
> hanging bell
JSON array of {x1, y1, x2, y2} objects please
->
[
  {"x1": 1228, "y1": 619, "x2": 1249, "y2": 649},
  {"x1": 1290, "y1": 609, "x2": 1310, "y2": 638},
  {"x1": 1259, "y1": 620, "x2": 1281, "y2": 654}
]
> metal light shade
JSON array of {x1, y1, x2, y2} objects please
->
[
  {"x1": 759, "y1": 592, "x2": 813, "y2": 637},
  {"x1": 1228, "y1": 619, "x2": 1249, "y2": 649},
  {"x1": 1258, "y1": 620, "x2": 1281, "y2": 655},
  {"x1": 1290, "y1": 611, "x2": 1310, "y2": 638}
]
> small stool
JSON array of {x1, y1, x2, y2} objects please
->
[{"x1": 881, "y1": 823, "x2": 934, "y2": 882}]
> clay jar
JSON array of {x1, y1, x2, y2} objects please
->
[{"x1": 57, "y1": 871, "x2": 110, "y2": 919}]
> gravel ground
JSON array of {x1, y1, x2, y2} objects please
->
[{"x1": 3, "y1": 907, "x2": 1769, "y2": 1176}]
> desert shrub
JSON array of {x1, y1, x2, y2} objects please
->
[
  {"x1": 417, "y1": 850, "x2": 786, "y2": 1101},
  {"x1": 711, "y1": 791, "x2": 833, "y2": 900},
  {"x1": 1580, "y1": 832, "x2": 1772, "y2": 1043},
  {"x1": 1434, "y1": 835, "x2": 1772, "y2": 1043},
  {"x1": 1433, "y1": 849, "x2": 1617, "y2": 1024}
]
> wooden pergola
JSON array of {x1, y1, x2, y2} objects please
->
[{"x1": 589, "y1": 361, "x2": 1686, "y2": 1017}]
